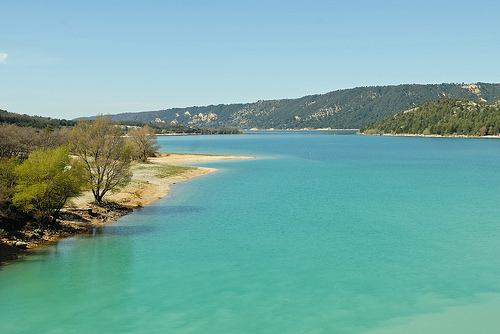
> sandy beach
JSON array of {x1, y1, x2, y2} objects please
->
[
  {"x1": 0, "y1": 153, "x2": 253, "y2": 263},
  {"x1": 67, "y1": 153, "x2": 253, "y2": 210}
]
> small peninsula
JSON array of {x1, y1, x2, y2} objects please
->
[{"x1": 359, "y1": 98, "x2": 500, "y2": 137}]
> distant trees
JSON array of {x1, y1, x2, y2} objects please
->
[
  {"x1": 117, "y1": 120, "x2": 242, "y2": 135},
  {"x1": 128, "y1": 125, "x2": 160, "y2": 162},
  {"x1": 0, "y1": 124, "x2": 79, "y2": 227},
  {"x1": 0, "y1": 108, "x2": 76, "y2": 129},
  {"x1": 0, "y1": 124, "x2": 68, "y2": 159},
  {"x1": 0, "y1": 124, "x2": 75, "y2": 228},
  {"x1": 12, "y1": 147, "x2": 85, "y2": 224},
  {"x1": 0, "y1": 157, "x2": 18, "y2": 210},
  {"x1": 107, "y1": 83, "x2": 500, "y2": 129},
  {"x1": 360, "y1": 98, "x2": 500, "y2": 136},
  {"x1": 68, "y1": 115, "x2": 133, "y2": 204},
  {"x1": 0, "y1": 157, "x2": 25, "y2": 232}
]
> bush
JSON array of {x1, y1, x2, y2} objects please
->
[{"x1": 13, "y1": 146, "x2": 85, "y2": 224}]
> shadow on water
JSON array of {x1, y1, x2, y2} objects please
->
[
  {"x1": 73, "y1": 205, "x2": 206, "y2": 238},
  {"x1": 158, "y1": 205, "x2": 205, "y2": 214},
  {"x1": 0, "y1": 204, "x2": 207, "y2": 269},
  {"x1": 138, "y1": 205, "x2": 205, "y2": 216},
  {"x1": 90, "y1": 224, "x2": 158, "y2": 237}
]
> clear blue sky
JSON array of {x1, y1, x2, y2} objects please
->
[{"x1": 1, "y1": 0, "x2": 499, "y2": 119}]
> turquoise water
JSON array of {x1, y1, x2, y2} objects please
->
[{"x1": 2, "y1": 132, "x2": 500, "y2": 333}]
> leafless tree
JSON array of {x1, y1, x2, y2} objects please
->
[
  {"x1": 128, "y1": 125, "x2": 161, "y2": 162},
  {"x1": 68, "y1": 116, "x2": 132, "y2": 204}
]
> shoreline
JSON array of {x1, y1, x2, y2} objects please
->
[
  {"x1": 246, "y1": 128, "x2": 359, "y2": 131},
  {"x1": 358, "y1": 132, "x2": 500, "y2": 139},
  {"x1": 0, "y1": 152, "x2": 254, "y2": 265}
]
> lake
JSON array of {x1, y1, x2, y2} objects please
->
[{"x1": 1, "y1": 131, "x2": 500, "y2": 333}]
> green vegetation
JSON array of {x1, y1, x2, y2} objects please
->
[
  {"x1": 118, "y1": 120, "x2": 242, "y2": 135},
  {"x1": 0, "y1": 109, "x2": 76, "y2": 129},
  {"x1": 13, "y1": 147, "x2": 85, "y2": 224},
  {"x1": 0, "y1": 112, "x2": 166, "y2": 231},
  {"x1": 1, "y1": 108, "x2": 241, "y2": 135},
  {"x1": 359, "y1": 98, "x2": 500, "y2": 136},
  {"x1": 106, "y1": 83, "x2": 500, "y2": 130},
  {"x1": 0, "y1": 122, "x2": 78, "y2": 231},
  {"x1": 0, "y1": 158, "x2": 18, "y2": 212},
  {"x1": 153, "y1": 165, "x2": 194, "y2": 178},
  {"x1": 0, "y1": 113, "x2": 206, "y2": 253},
  {"x1": 133, "y1": 164, "x2": 195, "y2": 179}
]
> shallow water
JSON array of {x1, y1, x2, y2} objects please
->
[{"x1": 2, "y1": 132, "x2": 500, "y2": 333}]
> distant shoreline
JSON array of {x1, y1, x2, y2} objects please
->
[
  {"x1": 0, "y1": 153, "x2": 254, "y2": 265},
  {"x1": 358, "y1": 132, "x2": 500, "y2": 139},
  {"x1": 245, "y1": 128, "x2": 359, "y2": 131}
]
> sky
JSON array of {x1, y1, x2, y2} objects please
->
[{"x1": 1, "y1": 0, "x2": 499, "y2": 120}]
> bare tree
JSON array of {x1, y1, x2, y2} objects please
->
[
  {"x1": 68, "y1": 116, "x2": 132, "y2": 204},
  {"x1": 0, "y1": 124, "x2": 36, "y2": 159},
  {"x1": 0, "y1": 124, "x2": 69, "y2": 159},
  {"x1": 128, "y1": 125, "x2": 161, "y2": 162},
  {"x1": 0, "y1": 157, "x2": 17, "y2": 210}
]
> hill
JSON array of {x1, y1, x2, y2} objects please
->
[
  {"x1": 359, "y1": 98, "x2": 500, "y2": 136},
  {"x1": 0, "y1": 109, "x2": 76, "y2": 129},
  {"x1": 105, "y1": 83, "x2": 500, "y2": 129},
  {"x1": 0, "y1": 109, "x2": 240, "y2": 135}
]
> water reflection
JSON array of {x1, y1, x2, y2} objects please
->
[{"x1": 90, "y1": 224, "x2": 158, "y2": 237}]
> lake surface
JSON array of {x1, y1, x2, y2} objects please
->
[{"x1": 2, "y1": 131, "x2": 500, "y2": 333}]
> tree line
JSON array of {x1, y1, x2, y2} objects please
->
[
  {"x1": 0, "y1": 109, "x2": 76, "y2": 129},
  {"x1": 360, "y1": 98, "x2": 500, "y2": 136},
  {"x1": 1, "y1": 108, "x2": 241, "y2": 135},
  {"x1": 117, "y1": 120, "x2": 242, "y2": 134},
  {"x1": 0, "y1": 116, "x2": 160, "y2": 235}
]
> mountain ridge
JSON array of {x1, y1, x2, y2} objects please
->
[{"x1": 102, "y1": 83, "x2": 500, "y2": 129}]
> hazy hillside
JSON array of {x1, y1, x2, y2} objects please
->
[
  {"x1": 106, "y1": 83, "x2": 500, "y2": 129},
  {"x1": 359, "y1": 98, "x2": 500, "y2": 136}
]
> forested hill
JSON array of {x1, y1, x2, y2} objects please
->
[
  {"x1": 359, "y1": 98, "x2": 500, "y2": 136},
  {"x1": 0, "y1": 109, "x2": 76, "y2": 129},
  {"x1": 106, "y1": 83, "x2": 500, "y2": 129}
]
